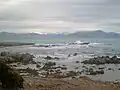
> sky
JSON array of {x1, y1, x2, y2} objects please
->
[{"x1": 0, "y1": 0, "x2": 120, "y2": 33}]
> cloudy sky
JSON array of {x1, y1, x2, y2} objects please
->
[{"x1": 0, "y1": 0, "x2": 120, "y2": 33}]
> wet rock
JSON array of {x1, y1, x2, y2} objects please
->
[
  {"x1": 98, "y1": 67, "x2": 105, "y2": 70},
  {"x1": 75, "y1": 67, "x2": 79, "y2": 69},
  {"x1": 73, "y1": 53, "x2": 78, "y2": 56},
  {"x1": 52, "y1": 66, "x2": 67, "y2": 70},
  {"x1": 42, "y1": 62, "x2": 56, "y2": 71},
  {"x1": 66, "y1": 71, "x2": 78, "y2": 77},
  {"x1": 44, "y1": 56, "x2": 53, "y2": 60},
  {"x1": 54, "y1": 57, "x2": 60, "y2": 60},
  {"x1": 44, "y1": 56, "x2": 60, "y2": 60},
  {"x1": 107, "y1": 68, "x2": 114, "y2": 71},
  {"x1": 86, "y1": 68, "x2": 104, "y2": 75},
  {"x1": 96, "y1": 70, "x2": 104, "y2": 74},
  {"x1": 62, "y1": 65, "x2": 66, "y2": 67},
  {"x1": 36, "y1": 64, "x2": 41, "y2": 68},
  {"x1": 76, "y1": 61, "x2": 80, "y2": 63},
  {"x1": 82, "y1": 56, "x2": 120, "y2": 65},
  {"x1": 118, "y1": 68, "x2": 120, "y2": 70},
  {"x1": 68, "y1": 54, "x2": 71, "y2": 57}
]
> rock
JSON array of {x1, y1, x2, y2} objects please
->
[
  {"x1": 61, "y1": 66, "x2": 67, "y2": 70},
  {"x1": 36, "y1": 64, "x2": 41, "y2": 68},
  {"x1": 54, "y1": 57, "x2": 60, "y2": 60},
  {"x1": 86, "y1": 68, "x2": 104, "y2": 75},
  {"x1": 66, "y1": 71, "x2": 78, "y2": 77},
  {"x1": 68, "y1": 54, "x2": 71, "y2": 57},
  {"x1": 81, "y1": 42, "x2": 90, "y2": 45},
  {"x1": 52, "y1": 66, "x2": 67, "y2": 70},
  {"x1": 107, "y1": 68, "x2": 114, "y2": 71},
  {"x1": 44, "y1": 56, "x2": 53, "y2": 60},
  {"x1": 118, "y1": 68, "x2": 120, "y2": 70},
  {"x1": 81, "y1": 56, "x2": 120, "y2": 65},
  {"x1": 75, "y1": 67, "x2": 79, "y2": 69},
  {"x1": 44, "y1": 56, "x2": 60, "y2": 60},
  {"x1": 76, "y1": 61, "x2": 80, "y2": 63},
  {"x1": 73, "y1": 53, "x2": 78, "y2": 56},
  {"x1": 1, "y1": 52, "x2": 10, "y2": 56},
  {"x1": 96, "y1": 70, "x2": 104, "y2": 74},
  {"x1": 89, "y1": 71, "x2": 97, "y2": 75},
  {"x1": 42, "y1": 62, "x2": 56, "y2": 71}
]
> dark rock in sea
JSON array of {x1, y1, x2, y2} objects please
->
[
  {"x1": 73, "y1": 53, "x2": 78, "y2": 56},
  {"x1": 61, "y1": 67, "x2": 67, "y2": 70},
  {"x1": 49, "y1": 69, "x2": 54, "y2": 73},
  {"x1": 68, "y1": 54, "x2": 71, "y2": 57},
  {"x1": 62, "y1": 65, "x2": 66, "y2": 67},
  {"x1": 76, "y1": 61, "x2": 80, "y2": 63},
  {"x1": 52, "y1": 66, "x2": 67, "y2": 70},
  {"x1": 80, "y1": 42, "x2": 90, "y2": 45},
  {"x1": 96, "y1": 70, "x2": 104, "y2": 74},
  {"x1": 44, "y1": 56, "x2": 53, "y2": 60},
  {"x1": 85, "y1": 68, "x2": 104, "y2": 75},
  {"x1": 54, "y1": 57, "x2": 60, "y2": 60},
  {"x1": 42, "y1": 62, "x2": 56, "y2": 71},
  {"x1": 81, "y1": 56, "x2": 120, "y2": 65},
  {"x1": 98, "y1": 67, "x2": 105, "y2": 70},
  {"x1": 36, "y1": 64, "x2": 41, "y2": 68},
  {"x1": 44, "y1": 56, "x2": 60, "y2": 60},
  {"x1": 107, "y1": 68, "x2": 114, "y2": 71},
  {"x1": 88, "y1": 71, "x2": 97, "y2": 75},
  {"x1": 75, "y1": 67, "x2": 79, "y2": 69}
]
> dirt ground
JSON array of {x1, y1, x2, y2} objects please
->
[{"x1": 23, "y1": 76, "x2": 120, "y2": 90}]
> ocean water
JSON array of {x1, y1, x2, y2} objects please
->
[
  {"x1": 1, "y1": 38, "x2": 120, "y2": 81},
  {"x1": 7, "y1": 38, "x2": 120, "y2": 55}
]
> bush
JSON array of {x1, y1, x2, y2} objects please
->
[{"x1": 0, "y1": 62, "x2": 24, "y2": 89}]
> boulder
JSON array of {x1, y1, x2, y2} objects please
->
[{"x1": 73, "y1": 53, "x2": 78, "y2": 56}]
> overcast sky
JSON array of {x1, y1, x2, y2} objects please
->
[{"x1": 0, "y1": 0, "x2": 120, "y2": 33}]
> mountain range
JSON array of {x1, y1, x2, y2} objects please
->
[{"x1": 0, "y1": 30, "x2": 120, "y2": 41}]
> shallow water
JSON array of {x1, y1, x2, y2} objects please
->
[{"x1": 1, "y1": 38, "x2": 120, "y2": 81}]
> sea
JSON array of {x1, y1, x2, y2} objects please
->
[{"x1": 1, "y1": 37, "x2": 120, "y2": 82}]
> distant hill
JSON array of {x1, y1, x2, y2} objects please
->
[
  {"x1": 0, "y1": 30, "x2": 120, "y2": 41},
  {"x1": 68, "y1": 30, "x2": 120, "y2": 38},
  {"x1": 0, "y1": 32, "x2": 66, "y2": 40}
]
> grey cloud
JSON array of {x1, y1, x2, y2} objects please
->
[{"x1": 0, "y1": 0, "x2": 120, "y2": 33}]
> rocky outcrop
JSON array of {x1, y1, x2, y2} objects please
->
[
  {"x1": 82, "y1": 56, "x2": 120, "y2": 65},
  {"x1": 86, "y1": 68, "x2": 104, "y2": 75},
  {"x1": 44, "y1": 56, "x2": 60, "y2": 60},
  {"x1": 0, "y1": 52, "x2": 35, "y2": 64}
]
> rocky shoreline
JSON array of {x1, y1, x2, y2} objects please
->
[{"x1": 1, "y1": 51, "x2": 120, "y2": 90}]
